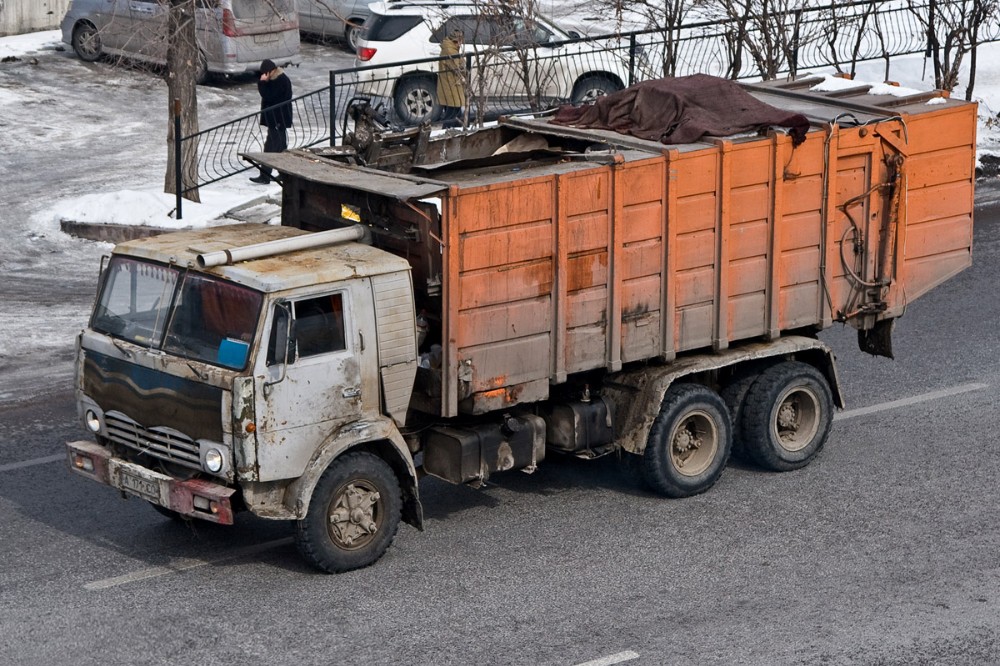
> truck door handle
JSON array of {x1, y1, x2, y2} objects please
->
[{"x1": 342, "y1": 387, "x2": 361, "y2": 398}]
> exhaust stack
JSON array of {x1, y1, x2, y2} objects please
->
[{"x1": 196, "y1": 226, "x2": 366, "y2": 269}]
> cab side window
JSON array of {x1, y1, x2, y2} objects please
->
[{"x1": 293, "y1": 293, "x2": 347, "y2": 358}]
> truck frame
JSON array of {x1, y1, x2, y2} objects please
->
[{"x1": 67, "y1": 77, "x2": 976, "y2": 572}]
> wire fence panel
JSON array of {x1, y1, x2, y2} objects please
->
[
  {"x1": 177, "y1": 0, "x2": 999, "y2": 197},
  {"x1": 179, "y1": 88, "x2": 331, "y2": 193}
]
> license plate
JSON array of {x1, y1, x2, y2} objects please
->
[
  {"x1": 119, "y1": 469, "x2": 159, "y2": 501},
  {"x1": 254, "y1": 33, "x2": 278, "y2": 44}
]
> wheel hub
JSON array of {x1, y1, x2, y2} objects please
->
[
  {"x1": 670, "y1": 411, "x2": 717, "y2": 476},
  {"x1": 328, "y1": 483, "x2": 380, "y2": 549},
  {"x1": 774, "y1": 388, "x2": 820, "y2": 451}
]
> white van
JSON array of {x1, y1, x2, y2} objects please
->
[{"x1": 61, "y1": 0, "x2": 300, "y2": 83}]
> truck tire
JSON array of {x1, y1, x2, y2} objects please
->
[
  {"x1": 72, "y1": 23, "x2": 103, "y2": 62},
  {"x1": 296, "y1": 451, "x2": 402, "y2": 573},
  {"x1": 740, "y1": 361, "x2": 833, "y2": 472},
  {"x1": 720, "y1": 372, "x2": 758, "y2": 462},
  {"x1": 642, "y1": 383, "x2": 731, "y2": 498},
  {"x1": 394, "y1": 76, "x2": 437, "y2": 126}
]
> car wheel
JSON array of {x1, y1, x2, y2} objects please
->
[
  {"x1": 194, "y1": 51, "x2": 209, "y2": 85},
  {"x1": 72, "y1": 22, "x2": 103, "y2": 62},
  {"x1": 345, "y1": 21, "x2": 364, "y2": 53},
  {"x1": 394, "y1": 76, "x2": 438, "y2": 126},
  {"x1": 571, "y1": 74, "x2": 621, "y2": 104}
]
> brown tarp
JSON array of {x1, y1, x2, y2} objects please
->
[{"x1": 552, "y1": 74, "x2": 810, "y2": 146}]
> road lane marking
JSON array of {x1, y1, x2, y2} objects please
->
[
  {"x1": 574, "y1": 652, "x2": 640, "y2": 666},
  {"x1": 0, "y1": 454, "x2": 64, "y2": 473},
  {"x1": 834, "y1": 382, "x2": 989, "y2": 421},
  {"x1": 84, "y1": 537, "x2": 294, "y2": 590}
]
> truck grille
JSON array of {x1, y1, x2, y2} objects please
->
[{"x1": 105, "y1": 410, "x2": 201, "y2": 470}]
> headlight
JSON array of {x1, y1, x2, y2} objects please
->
[
  {"x1": 85, "y1": 410, "x2": 101, "y2": 433},
  {"x1": 204, "y1": 448, "x2": 224, "y2": 473}
]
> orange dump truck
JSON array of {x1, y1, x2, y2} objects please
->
[{"x1": 68, "y1": 78, "x2": 975, "y2": 572}]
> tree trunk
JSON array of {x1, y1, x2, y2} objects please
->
[{"x1": 164, "y1": 0, "x2": 200, "y2": 204}]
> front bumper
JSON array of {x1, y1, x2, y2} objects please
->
[{"x1": 66, "y1": 440, "x2": 236, "y2": 524}]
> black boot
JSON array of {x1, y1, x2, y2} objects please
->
[{"x1": 249, "y1": 170, "x2": 271, "y2": 184}]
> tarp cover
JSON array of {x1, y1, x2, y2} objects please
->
[{"x1": 551, "y1": 74, "x2": 810, "y2": 146}]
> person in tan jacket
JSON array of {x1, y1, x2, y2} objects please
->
[{"x1": 437, "y1": 28, "x2": 466, "y2": 126}]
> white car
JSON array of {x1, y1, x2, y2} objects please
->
[{"x1": 354, "y1": 1, "x2": 631, "y2": 125}]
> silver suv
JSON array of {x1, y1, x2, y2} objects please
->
[
  {"x1": 61, "y1": 0, "x2": 300, "y2": 83},
  {"x1": 355, "y1": 0, "x2": 629, "y2": 125}
]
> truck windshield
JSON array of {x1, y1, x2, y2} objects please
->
[{"x1": 91, "y1": 257, "x2": 263, "y2": 370}]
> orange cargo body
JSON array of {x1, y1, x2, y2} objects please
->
[{"x1": 263, "y1": 79, "x2": 976, "y2": 418}]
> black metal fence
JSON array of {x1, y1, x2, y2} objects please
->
[{"x1": 174, "y1": 0, "x2": 999, "y2": 217}]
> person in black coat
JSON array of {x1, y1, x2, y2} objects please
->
[{"x1": 251, "y1": 59, "x2": 293, "y2": 184}]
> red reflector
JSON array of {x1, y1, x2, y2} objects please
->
[
  {"x1": 222, "y1": 8, "x2": 238, "y2": 37},
  {"x1": 358, "y1": 47, "x2": 376, "y2": 61}
]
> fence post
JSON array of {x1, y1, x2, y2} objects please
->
[
  {"x1": 628, "y1": 33, "x2": 636, "y2": 87},
  {"x1": 329, "y1": 70, "x2": 337, "y2": 146},
  {"x1": 174, "y1": 98, "x2": 183, "y2": 221},
  {"x1": 790, "y1": 8, "x2": 802, "y2": 79}
]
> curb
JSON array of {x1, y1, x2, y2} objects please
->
[{"x1": 59, "y1": 195, "x2": 281, "y2": 244}]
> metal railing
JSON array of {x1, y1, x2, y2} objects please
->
[{"x1": 173, "y1": 0, "x2": 998, "y2": 217}]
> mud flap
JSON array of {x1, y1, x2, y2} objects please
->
[{"x1": 858, "y1": 318, "x2": 895, "y2": 359}]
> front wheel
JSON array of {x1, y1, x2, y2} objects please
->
[
  {"x1": 740, "y1": 361, "x2": 834, "y2": 472},
  {"x1": 642, "y1": 383, "x2": 732, "y2": 498},
  {"x1": 570, "y1": 74, "x2": 621, "y2": 105},
  {"x1": 394, "y1": 76, "x2": 437, "y2": 126},
  {"x1": 72, "y1": 23, "x2": 103, "y2": 62},
  {"x1": 296, "y1": 451, "x2": 402, "y2": 573}
]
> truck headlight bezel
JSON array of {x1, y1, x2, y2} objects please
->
[
  {"x1": 204, "y1": 448, "x2": 224, "y2": 473},
  {"x1": 197, "y1": 439, "x2": 231, "y2": 477}
]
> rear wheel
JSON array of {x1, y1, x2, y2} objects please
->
[
  {"x1": 571, "y1": 74, "x2": 621, "y2": 104},
  {"x1": 296, "y1": 451, "x2": 402, "y2": 573},
  {"x1": 72, "y1": 23, "x2": 102, "y2": 62},
  {"x1": 720, "y1": 372, "x2": 759, "y2": 462},
  {"x1": 740, "y1": 361, "x2": 833, "y2": 471},
  {"x1": 642, "y1": 383, "x2": 731, "y2": 497},
  {"x1": 345, "y1": 21, "x2": 364, "y2": 53},
  {"x1": 194, "y1": 51, "x2": 209, "y2": 85},
  {"x1": 394, "y1": 76, "x2": 437, "y2": 126}
]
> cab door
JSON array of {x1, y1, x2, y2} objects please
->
[{"x1": 253, "y1": 280, "x2": 379, "y2": 482}]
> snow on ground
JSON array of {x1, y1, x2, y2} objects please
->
[{"x1": 4, "y1": 28, "x2": 998, "y2": 236}]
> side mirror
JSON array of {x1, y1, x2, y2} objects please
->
[{"x1": 264, "y1": 301, "x2": 293, "y2": 396}]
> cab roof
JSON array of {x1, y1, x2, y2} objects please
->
[{"x1": 113, "y1": 223, "x2": 410, "y2": 293}]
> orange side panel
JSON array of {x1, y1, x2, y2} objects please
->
[{"x1": 442, "y1": 100, "x2": 975, "y2": 414}]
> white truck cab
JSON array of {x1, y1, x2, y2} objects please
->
[{"x1": 68, "y1": 224, "x2": 423, "y2": 573}]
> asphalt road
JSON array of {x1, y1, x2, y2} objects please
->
[{"x1": 4, "y1": 34, "x2": 1000, "y2": 666}]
